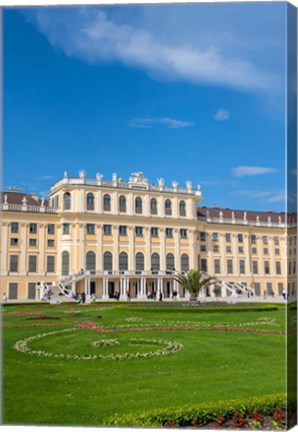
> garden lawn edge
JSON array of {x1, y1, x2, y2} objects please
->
[{"x1": 105, "y1": 392, "x2": 294, "y2": 427}]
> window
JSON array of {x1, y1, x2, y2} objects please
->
[
  {"x1": 266, "y1": 282, "x2": 273, "y2": 296},
  {"x1": 135, "y1": 226, "x2": 143, "y2": 237},
  {"x1": 262, "y1": 235, "x2": 268, "y2": 244},
  {"x1": 201, "y1": 259, "x2": 207, "y2": 272},
  {"x1": 136, "y1": 252, "x2": 144, "y2": 272},
  {"x1": 103, "y1": 251, "x2": 113, "y2": 271},
  {"x1": 251, "y1": 235, "x2": 256, "y2": 244},
  {"x1": 150, "y1": 198, "x2": 157, "y2": 215},
  {"x1": 179, "y1": 200, "x2": 186, "y2": 216},
  {"x1": 200, "y1": 232, "x2": 206, "y2": 242},
  {"x1": 86, "y1": 224, "x2": 95, "y2": 235},
  {"x1": 62, "y1": 251, "x2": 70, "y2": 276},
  {"x1": 119, "y1": 196, "x2": 126, "y2": 213},
  {"x1": 47, "y1": 239, "x2": 55, "y2": 247},
  {"x1": 135, "y1": 197, "x2": 142, "y2": 214},
  {"x1": 28, "y1": 255, "x2": 37, "y2": 272},
  {"x1": 275, "y1": 248, "x2": 280, "y2": 255},
  {"x1": 227, "y1": 259, "x2": 233, "y2": 274},
  {"x1": 239, "y1": 260, "x2": 245, "y2": 274},
  {"x1": 238, "y1": 234, "x2": 243, "y2": 243},
  {"x1": 47, "y1": 256, "x2": 55, "y2": 273},
  {"x1": 226, "y1": 246, "x2": 232, "y2": 253},
  {"x1": 213, "y1": 233, "x2": 218, "y2": 242},
  {"x1": 9, "y1": 283, "x2": 18, "y2": 300},
  {"x1": 213, "y1": 245, "x2": 219, "y2": 252},
  {"x1": 214, "y1": 259, "x2": 220, "y2": 274},
  {"x1": 103, "y1": 225, "x2": 112, "y2": 235},
  {"x1": 225, "y1": 233, "x2": 231, "y2": 242},
  {"x1": 63, "y1": 192, "x2": 71, "y2": 210},
  {"x1": 252, "y1": 260, "x2": 258, "y2": 274},
  {"x1": 119, "y1": 252, "x2": 128, "y2": 271},
  {"x1": 86, "y1": 251, "x2": 96, "y2": 271},
  {"x1": 238, "y1": 247, "x2": 244, "y2": 253},
  {"x1": 288, "y1": 262, "x2": 292, "y2": 275},
  {"x1": 103, "y1": 194, "x2": 111, "y2": 211},
  {"x1": 9, "y1": 255, "x2": 18, "y2": 272},
  {"x1": 29, "y1": 223, "x2": 37, "y2": 234},
  {"x1": 47, "y1": 224, "x2": 55, "y2": 235},
  {"x1": 166, "y1": 228, "x2": 173, "y2": 238},
  {"x1": 263, "y1": 248, "x2": 269, "y2": 254},
  {"x1": 86, "y1": 193, "x2": 94, "y2": 211},
  {"x1": 294, "y1": 261, "x2": 296, "y2": 275},
  {"x1": 252, "y1": 247, "x2": 257, "y2": 254},
  {"x1": 180, "y1": 229, "x2": 187, "y2": 238},
  {"x1": 166, "y1": 253, "x2": 175, "y2": 271},
  {"x1": 254, "y1": 283, "x2": 261, "y2": 296},
  {"x1": 181, "y1": 254, "x2": 189, "y2": 271},
  {"x1": 274, "y1": 236, "x2": 279, "y2": 245},
  {"x1": 29, "y1": 238, "x2": 37, "y2": 247},
  {"x1": 165, "y1": 199, "x2": 172, "y2": 216},
  {"x1": 10, "y1": 238, "x2": 18, "y2": 246},
  {"x1": 278, "y1": 283, "x2": 284, "y2": 296},
  {"x1": 200, "y1": 245, "x2": 206, "y2": 252},
  {"x1": 119, "y1": 226, "x2": 127, "y2": 236},
  {"x1": 151, "y1": 227, "x2": 158, "y2": 237},
  {"x1": 151, "y1": 253, "x2": 160, "y2": 271},
  {"x1": 63, "y1": 223, "x2": 70, "y2": 235},
  {"x1": 264, "y1": 261, "x2": 270, "y2": 275},
  {"x1": 28, "y1": 283, "x2": 36, "y2": 300},
  {"x1": 11, "y1": 222, "x2": 19, "y2": 233},
  {"x1": 276, "y1": 261, "x2": 281, "y2": 275}
]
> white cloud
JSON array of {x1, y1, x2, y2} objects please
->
[
  {"x1": 232, "y1": 166, "x2": 277, "y2": 177},
  {"x1": 30, "y1": 9, "x2": 278, "y2": 92},
  {"x1": 213, "y1": 109, "x2": 230, "y2": 121},
  {"x1": 128, "y1": 117, "x2": 194, "y2": 129},
  {"x1": 267, "y1": 193, "x2": 286, "y2": 203},
  {"x1": 37, "y1": 175, "x2": 56, "y2": 180}
]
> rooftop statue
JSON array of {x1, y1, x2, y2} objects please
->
[{"x1": 129, "y1": 172, "x2": 148, "y2": 185}]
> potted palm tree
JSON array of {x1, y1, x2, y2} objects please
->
[{"x1": 174, "y1": 269, "x2": 217, "y2": 301}]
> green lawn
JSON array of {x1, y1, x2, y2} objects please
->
[{"x1": 2, "y1": 302, "x2": 286, "y2": 426}]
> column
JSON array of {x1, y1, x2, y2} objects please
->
[
  {"x1": 96, "y1": 224, "x2": 103, "y2": 271},
  {"x1": 38, "y1": 224, "x2": 46, "y2": 276},
  {"x1": 174, "y1": 280, "x2": 180, "y2": 299},
  {"x1": 20, "y1": 223, "x2": 27, "y2": 276},
  {"x1": 79, "y1": 224, "x2": 85, "y2": 271},
  {"x1": 113, "y1": 225, "x2": 119, "y2": 272},
  {"x1": 160, "y1": 228, "x2": 166, "y2": 271},
  {"x1": 232, "y1": 233, "x2": 238, "y2": 275},
  {"x1": 103, "y1": 277, "x2": 109, "y2": 299},
  {"x1": 73, "y1": 223, "x2": 78, "y2": 273},
  {"x1": 1, "y1": 223, "x2": 8, "y2": 276},
  {"x1": 97, "y1": 190, "x2": 103, "y2": 214},
  {"x1": 141, "y1": 277, "x2": 146, "y2": 299},
  {"x1": 189, "y1": 228, "x2": 197, "y2": 270},
  {"x1": 207, "y1": 232, "x2": 212, "y2": 274},
  {"x1": 174, "y1": 228, "x2": 180, "y2": 270},
  {"x1": 113, "y1": 191, "x2": 118, "y2": 214},
  {"x1": 128, "y1": 226, "x2": 134, "y2": 271},
  {"x1": 244, "y1": 234, "x2": 251, "y2": 275},
  {"x1": 145, "y1": 194, "x2": 150, "y2": 217},
  {"x1": 219, "y1": 233, "x2": 225, "y2": 276},
  {"x1": 145, "y1": 227, "x2": 151, "y2": 270}
]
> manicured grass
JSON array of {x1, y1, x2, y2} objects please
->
[{"x1": 2, "y1": 303, "x2": 286, "y2": 426}]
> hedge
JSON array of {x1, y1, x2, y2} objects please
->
[
  {"x1": 119, "y1": 306, "x2": 279, "y2": 314},
  {"x1": 105, "y1": 393, "x2": 294, "y2": 427}
]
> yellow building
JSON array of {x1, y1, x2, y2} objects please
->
[{"x1": 0, "y1": 171, "x2": 295, "y2": 301}]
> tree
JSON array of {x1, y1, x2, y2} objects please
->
[{"x1": 174, "y1": 269, "x2": 217, "y2": 299}]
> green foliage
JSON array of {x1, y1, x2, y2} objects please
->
[
  {"x1": 125, "y1": 306, "x2": 279, "y2": 313},
  {"x1": 105, "y1": 393, "x2": 293, "y2": 427},
  {"x1": 174, "y1": 269, "x2": 217, "y2": 298}
]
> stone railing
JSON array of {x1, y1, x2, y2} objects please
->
[
  {"x1": 198, "y1": 215, "x2": 286, "y2": 228},
  {"x1": 0, "y1": 203, "x2": 58, "y2": 213}
]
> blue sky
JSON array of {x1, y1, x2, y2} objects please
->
[{"x1": 2, "y1": 3, "x2": 292, "y2": 211}]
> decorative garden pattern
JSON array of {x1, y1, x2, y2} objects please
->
[{"x1": 14, "y1": 329, "x2": 184, "y2": 361}]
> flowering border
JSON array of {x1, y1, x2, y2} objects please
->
[{"x1": 14, "y1": 329, "x2": 183, "y2": 361}]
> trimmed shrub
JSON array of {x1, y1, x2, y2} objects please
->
[{"x1": 105, "y1": 393, "x2": 295, "y2": 427}]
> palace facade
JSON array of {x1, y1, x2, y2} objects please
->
[{"x1": 0, "y1": 171, "x2": 296, "y2": 301}]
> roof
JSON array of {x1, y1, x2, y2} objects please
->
[
  {"x1": 197, "y1": 206, "x2": 291, "y2": 224},
  {"x1": 1, "y1": 191, "x2": 49, "y2": 207}
]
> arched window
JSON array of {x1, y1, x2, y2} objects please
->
[
  {"x1": 63, "y1": 192, "x2": 71, "y2": 210},
  {"x1": 103, "y1": 194, "x2": 111, "y2": 211},
  {"x1": 86, "y1": 251, "x2": 96, "y2": 271},
  {"x1": 181, "y1": 254, "x2": 189, "y2": 271},
  {"x1": 136, "y1": 252, "x2": 144, "y2": 272},
  {"x1": 135, "y1": 197, "x2": 142, "y2": 214},
  {"x1": 86, "y1": 193, "x2": 94, "y2": 211},
  {"x1": 165, "y1": 199, "x2": 172, "y2": 215},
  {"x1": 103, "y1": 251, "x2": 113, "y2": 271},
  {"x1": 119, "y1": 195, "x2": 126, "y2": 213},
  {"x1": 166, "y1": 253, "x2": 175, "y2": 271},
  {"x1": 119, "y1": 252, "x2": 128, "y2": 271},
  {"x1": 62, "y1": 251, "x2": 70, "y2": 275},
  {"x1": 150, "y1": 198, "x2": 157, "y2": 215},
  {"x1": 151, "y1": 253, "x2": 160, "y2": 271},
  {"x1": 179, "y1": 200, "x2": 186, "y2": 217}
]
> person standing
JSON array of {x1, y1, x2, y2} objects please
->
[{"x1": 3, "y1": 293, "x2": 7, "y2": 303}]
